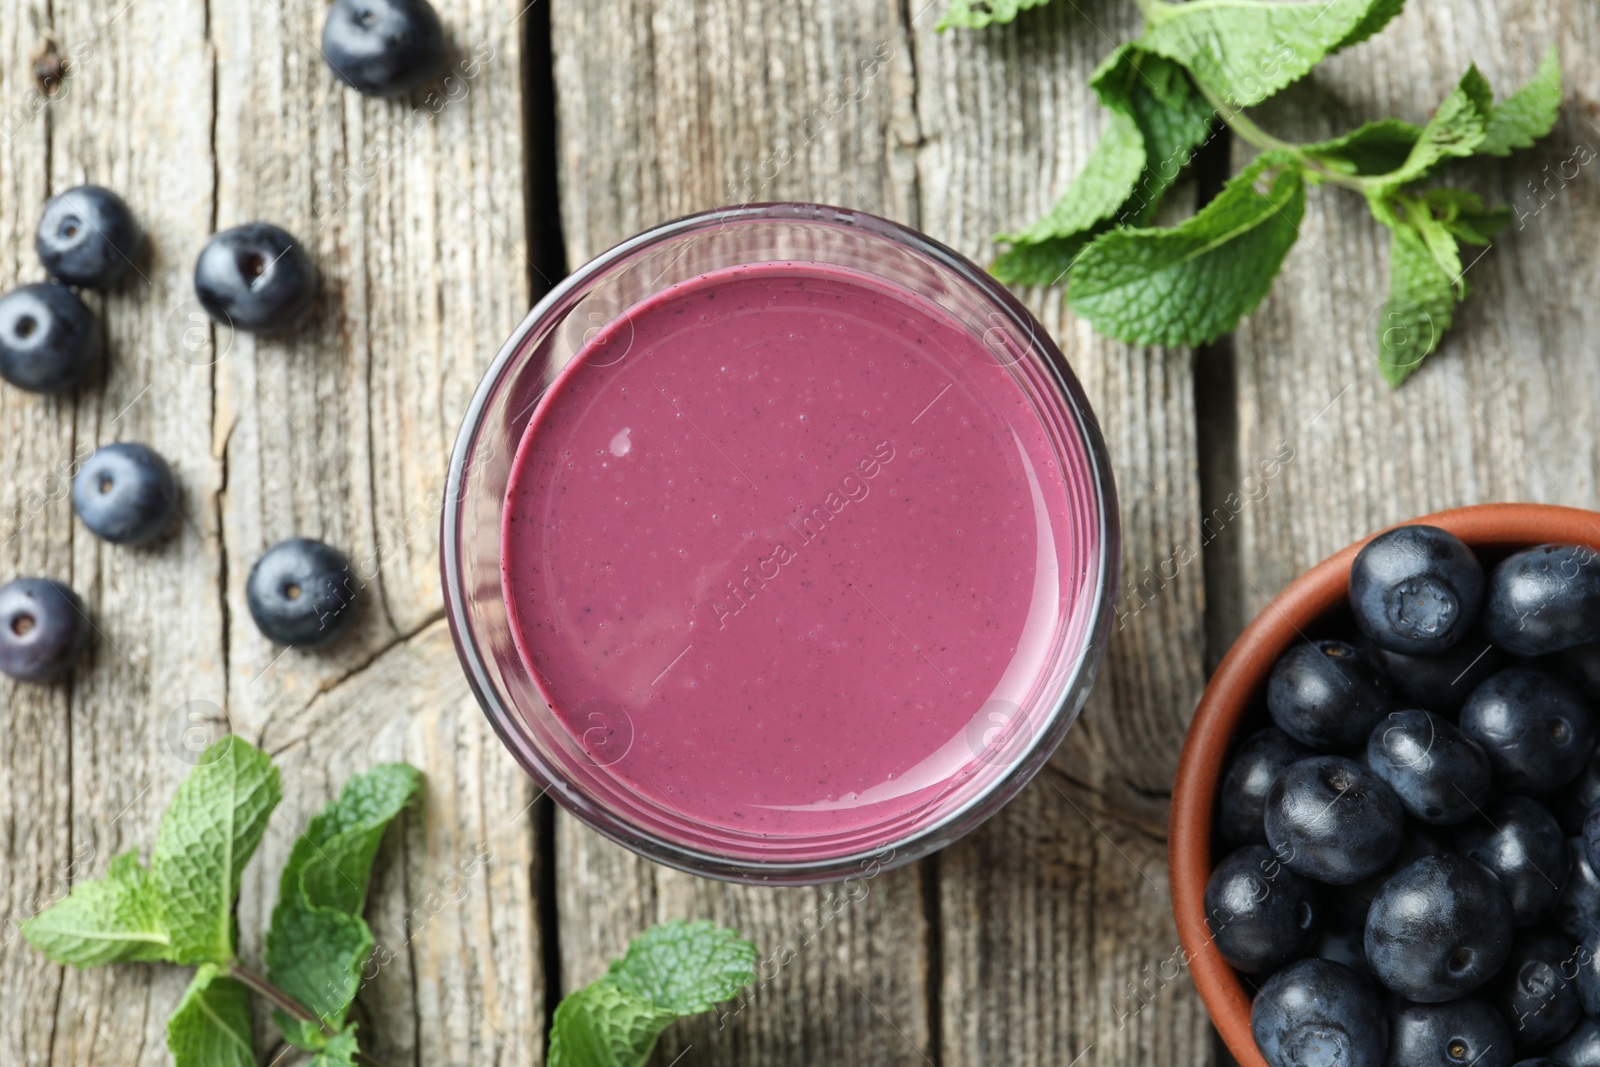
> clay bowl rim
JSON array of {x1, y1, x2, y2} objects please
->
[{"x1": 1168, "y1": 501, "x2": 1600, "y2": 1065}]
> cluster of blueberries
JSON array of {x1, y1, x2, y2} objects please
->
[
  {"x1": 0, "y1": 0, "x2": 450, "y2": 685},
  {"x1": 1208, "y1": 524, "x2": 1600, "y2": 1066}
]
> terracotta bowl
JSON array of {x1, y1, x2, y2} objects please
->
[{"x1": 1168, "y1": 502, "x2": 1600, "y2": 1065}]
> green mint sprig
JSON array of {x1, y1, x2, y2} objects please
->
[
  {"x1": 21, "y1": 737, "x2": 420, "y2": 1067},
  {"x1": 549, "y1": 920, "x2": 757, "y2": 1067},
  {"x1": 940, "y1": 0, "x2": 1561, "y2": 385}
]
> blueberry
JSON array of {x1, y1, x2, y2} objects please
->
[
  {"x1": 1349, "y1": 524, "x2": 1485, "y2": 655},
  {"x1": 0, "y1": 578, "x2": 90, "y2": 683},
  {"x1": 1365, "y1": 708, "x2": 1492, "y2": 825},
  {"x1": 1551, "y1": 838, "x2": 1600, "y2": 944},
  {"x1": 1455, "y1": 796, "x2": 1571, "y2": 927},
  {"x1": 1495, "y1": 928, "x2": 1582, "y2": 1052},
  {"x1": 1572, "y1": 930, "x2": 1600, "y2": 1030},
  {"x1": 1460, "y1": 669, "x2": 1597, "y2": 793},
  {"x1": 1483, "y1": 544, "x2": 1600, "y2": 657},
  {"x1": 246, "y1": 538, "x2": 356, "y2": 647},
  {"x1": 1250, "y1": 958, "x2": 1387, "y2": 1067},
  {"x1": 1552, "y1": 1018, "x2": 1600, "y2": 1067},
  {"x1": 1312, "y1": 917, "x2": 1372, "y2": 979},
  {"x1": 1549, "y1": 749, "x2": 1600, "y2": 835},
  {"x1": 1330, "y1": 823, "x2": 1447, "y2": 927},
  {"x1": 1555, "y1": 641, "x2": 1600, "y2": 704},
  {"x1": 194, "y1": 223, "x2": 317, "y2": 333},
  {"x1": 35, "y1": 185, "x2": 142, "y2": 289},
  {"x1": 1204, "y1": 845, "x2": 1319, "y2": 973},
  {"x1": 1219, "y1": 727, "x2": 1312, "y2": 848},
  {"x1": 1510, "y1": 1060, "x2": 1567, "y2": 1067},
  {"x1": 1365, "y1": 854, "x2": 1513, "y2": 1002},
  {"x1": 1369, "y1": 631, "x2": 1506, "y2": 714},
  {"x1": 1582, "y1": 799, "x2": 1600, "y2": 876},
  {"x1": 1267, "y1": 640, "x2": 1393, "y2": 750},
  {"x1": 71, "y1": 443, "x2": 178, "y2": 545},
  {"x1": 0, "y1": 282, "x2": 101, "y2": 393},
  {"x1": 1387, "y1": 998, "x2": 1515, "y2": 1067},
  {"x1": 1265, "y1": 756, "x2": 1405, "y2": 885},
  {"x1": 321, "y1": 0, "x2": 446, "y2": 97}
]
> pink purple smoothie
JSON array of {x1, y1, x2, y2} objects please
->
[{"x1": 501, "y1": 261, "x2": 1100, "y2": 854}]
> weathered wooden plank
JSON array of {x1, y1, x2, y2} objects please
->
[
  {"x1": 206, "y1": 0, "x2": 546, "y2": 1059},
  {"x1": 911, "y1": 4, "x2": 1214, "y2": 1064},
  {"x1": 1231, "y1": 0, "x2": 1600, "y2": 621},
  {"x1": 41, "y1": 0, "x2": 231, "y2": 1061},
  {"x1": 552, "y1": 1, "x2": 935, "y2": 1065},
  {"x1": 0, "y1": 6, "x2": 79, "y2": 1065}
]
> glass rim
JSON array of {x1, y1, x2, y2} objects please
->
[{"x1": 441, "y1": 201, "x2": 1121, "y2": 885}]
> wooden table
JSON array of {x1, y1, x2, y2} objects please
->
[{"x1": 0, "y1": 0, "x2": 1592, "y2": 1062}]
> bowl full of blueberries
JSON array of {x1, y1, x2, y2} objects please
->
[{"x1": 1171, "y1": 503, "x2": 1600, "y2": 1067}]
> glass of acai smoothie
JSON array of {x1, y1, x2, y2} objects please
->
[{"x1": 442, "y1": 204, "x2": 1118, "y2": 884}]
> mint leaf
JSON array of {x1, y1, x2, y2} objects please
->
[
  {"x1": 166, "y1": 964, "x2": 256, "y2": 1067},
  {"x1": 266, "y1": 905, "x2": 373, "y2": 1048},
  {"x1": 21, "y1": 851, "x2": 171, "y2": 966},
  {"x1": 1376, "y1": 216, "x2": 1456, "y2": 386},
  {"x1": 265, "y1": 763, "x2": 420, "y2": 1047},
  {"x1": 1371, "y1": 65, "x2": 1493, "y2": 192},
  {"x1": 1424, "y1": 188, "x2": 1510, "y2": 245},
  {"x1": 550, "y1": 981, "x2": 677, "y2": 1067},
  {"x1": 1303, "y1": 118, "x2": 1422, "y2": 176},
  {"x1": 1334, "y1": 0, "x2": 1406, "y2": 50},
  {"x1": 152, "y1": 737, "x2": 282, "y2": 965},
  {"x1": 1479, "y1": 45, "x2": 1561, "y2": 156},
  {"x1": 548, "y1": 921, "x2": 756, "y2": 1067},
  {"x1": 1139, "y1": 0, "x2": 1394, "y2": 108},
  {"x1": 280, "y1": 763, "x2": 421, "y2": 915},
  {"x1": 1067, "y1": 156, "x2": 1305, "y2": 345},
  {"x1": 311, "y1": 1030, "x2": 362, "y2": 1067},
  {"x1": 994, "y1": 46, "x2": 1214, "y2": 285},
  {"x1": 604, "y1": 920, "x2": 758, "y2": 1014},
  {"x1": 935, "y1": 0, "x2": 1050, "y2": 31}
]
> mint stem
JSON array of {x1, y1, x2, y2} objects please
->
[
  {"x1": 1194, "y1": 80, "x2": 1378, "y2": 193},
  {"x1": 225, "y1": 963, "x2": 397, "y2": 1067}
]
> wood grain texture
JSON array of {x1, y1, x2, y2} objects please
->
[
  {"x1": 1229, "y1": 0, "x2": 1600, "y2": 626},
  {"x1": 911, "y1": 4, "x2": 1213, "y2": 1064},
  {"x1": 552, "y1": 2, "x2": 935, "y2": 1066},
  {"x1": 0, "y1": 0, "x2": 544, "y2": 1062}
]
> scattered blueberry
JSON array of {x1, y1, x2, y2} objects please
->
[
  {"x1": 0, "y1": 282, "x2": 101, "y2": 393},
  {"x1": 1484, "y1": 544, "x2": 1600, "y2": 657},
  {"x1": 1552, "y1": 838, "x2": 1600, "y2": 944},
  {"x1": 0, "y1": 578, "x2": 90, "y2": 683},
  {"x1": 71, "y1": 443, "x2": 178, "y2": 545},
  {"x1": 1386, "y1": 998, "x2": 1514, "y2": 1067},
  {"x1": 1349, "y1": 525, "x2": 1485, "y2": 655},
  {"x1": 1250, "y1": 958, "x2": 1387, "y2": 1067},
  {"x1": 1552, "y1": 1018, "x2": 1600, "y2": 1067},
  {"x1": 1267, "y1": 639, "x2": 1393, "y2": 750},
  {"x1": 1219, "y1": 727, "x2": 1312, "y2": 848},
  {"x1": 245, "y1": 538, "x2": 356, "y2": 647},
  {"x1": 1494, "y1": 928, "x2": 1582, "y2": 1052},
  {"x1": 1365, "y1": 708, "x2": 1492, "y2": 825},
  {"x1": 1455, "y1": 795, "x2": 1571, "y2": 927},
  {"x1": 1364, "y1": 854, "x2": 1514, "y2": 1002},
  {"x1": 194, "y1": 223, "x2": 317, "y2": 333},
  {"x1": 1204, "y1": 845, "x2": 1320, "y2": 974},
  {"x1": 1583, "y1": 799, "x2": 1600, "y2": 876},
  {"x1": 35, "y1": 185, "x2": 142, "y2": 289},
  {"x1": 1460, "y1": 668, "x2": 1597, "y2": 793},
  {"x1": 1264, "y1": 756, "x2": 1404, "y2": 885},
  {"x1": 321, "y1": 0, "x2": 446, "y2": 98},
  {"x1": 1369, "y1": 630, "x2": 1505, "y2": 714}
]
